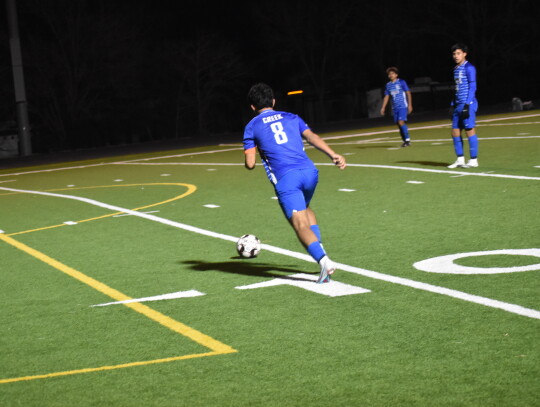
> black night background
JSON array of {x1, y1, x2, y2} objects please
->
[{"x1": 1, "y1": 0, "x2": 539, "y2": 156}]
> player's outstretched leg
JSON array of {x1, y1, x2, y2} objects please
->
[
  {"x1": 291, "y1": 210, "x2": 334, "y2": 283},
  {"x1": 317, "y1": 256, "x2": 336, "y2": 283}
]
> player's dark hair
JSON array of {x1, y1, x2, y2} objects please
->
[
  {"x1": 248, "y1": 83, "x2": 274, "y2": 110},
  {"x1": 386, "y1": 67, "x2": 399, "y2": 75},
  {"x1": 451, "y1": 43, "x2": 468, "y2": 53}
]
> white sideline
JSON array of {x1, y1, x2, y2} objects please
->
[
  {"x1": 320, "y1": 113, "x2": 540, "y2": 141},
  {"x1": 0, "y1": 147, "x2": 241, "y2": 177},
  {"x1": 1, "y1": 185, "x2": 539, "y2": 320},
  {"x1": 317, "y1": 163, "x2": 540, "y2": 181},
  {"x1": 329, "y1": 135, "x2": 540, "y2": 144},
  {"x1": 111, "y1": 161, "x2": 540, "y2": 181},
  {"x1": 1, "y1": 113, "x2": 538, "y2": 178}
]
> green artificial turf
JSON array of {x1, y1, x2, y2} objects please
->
[{"x1": 0, "y1": 111, "x2": 539, "y2": 406}]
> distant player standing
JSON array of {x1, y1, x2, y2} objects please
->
[
  {"x1": 380, "y1": 67, "x2": 413, "y2": 147},
  {"x1": 448, "y1": 43, "x2": 479, "y2": 168},
  {"x1": 243, "y1": 83, "x2": 346, "y2": 283}
]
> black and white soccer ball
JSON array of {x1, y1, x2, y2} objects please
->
[{"x1": 236, "y1": 234, "x2": 261, "y2": 258}]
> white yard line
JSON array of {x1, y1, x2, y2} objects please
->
[
  {"x1": 92, "y1": 289, "x2": 205, "y2": 307},
  {"x1": 477, "y1": 121, "x2": 540, "y2": 126},
  {"x1": 4, "y1": 114, "x2": 540, "y2": 177},
  {"x1": 0, "y1": 162, "x2": 108, "y2": 177},
  {"x1": 2, "y1": 185, "x2": 539, "y2": 320},
  {"x1": 1, "y1": 113, "x2": 538, "y2": 177},
  {"x1": 114, "y1": 162, "x2": 244, "y2": 166},
  {"x1": 315, "y1": 163, "x2": 540, "y2": 181},
  {"x1": 0, "y1": 147, "x2": 241, "y2": 177},
  {"x1": 117, "y1": 147, "x2": 241, "y2": 163},
  {"x1": 328, "y1": 135, "x2": 540, "y2": 145},
  {"x1": 475, "y1": 113, "x2": 540, "y2": 122},
  {"x1": 108, "y1": 161, "x2": 540, "y2": 181},
  {"x1": 321, "y1": 113, "x2": 540, "y2": 141}
]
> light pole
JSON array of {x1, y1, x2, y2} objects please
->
[{"x1": 5, "y1": 0, "x2": 32, "y2": 156}]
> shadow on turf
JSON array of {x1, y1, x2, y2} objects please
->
[
  {"x1": 180, "y1": 259, "x2": 316, "y2": 280},
  {"x1": 397, "y1": 160, "x2": 449, "y2": 167}
]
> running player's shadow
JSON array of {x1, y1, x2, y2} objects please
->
[
  {"x1": 180, "y1": 260, "x2": 315, "y2": 280},
  {"x1": 397, "y1": 160, "x2": 449, "y2": 167}
]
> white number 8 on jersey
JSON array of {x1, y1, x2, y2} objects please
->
[{"x1": 271, "y1": 122, "x2": 288, "y2": 144}]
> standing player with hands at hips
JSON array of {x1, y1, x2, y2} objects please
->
[
  {"x1": 243, "y1": 83, "x2": 346, "y2": 283},
  {"x1": 448, "y1": 43, "x2": 479, "y2": 168}
]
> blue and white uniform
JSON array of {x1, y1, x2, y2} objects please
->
[
  {"x1": 385, "y1": 78, "x2": 410, "y2": 122},
  {"x1": 452, "y1": 61, "x2": 478, "y2": 129},
  {"x1": 243, "y1": 109, "x2": 318, "y2": 219}
]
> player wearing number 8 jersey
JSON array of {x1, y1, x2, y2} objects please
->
[
  {"x1": 244, "y1": 110, "x2": 314, "y2": 184},
  {"x1": 243, "y1": 83, "x2": 346, "y2": 283}
]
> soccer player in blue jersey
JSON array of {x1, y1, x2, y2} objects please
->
[
  {"x1": 380, "y1": 67, "x2": 413, "y2": 147},
  {"x1": 448, "y1": 43, "x2": 479, "y2": 168},
  {"x1": 243, "y1": 83, "x2": 346, "y2": 283}
]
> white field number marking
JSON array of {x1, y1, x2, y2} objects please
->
[{"x1": 414, "y1": 249, "x2": 540, "y2": 274}]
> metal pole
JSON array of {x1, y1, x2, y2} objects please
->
[{"x1": 6, "y1": 0, "x2": 32, "y2": 156}]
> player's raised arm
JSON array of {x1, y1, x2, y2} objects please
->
[{"x1": 302, "y1": 129, "x2": 346, "y2": 169}]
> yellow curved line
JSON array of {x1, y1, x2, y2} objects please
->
[
  {"x1": 7, "y1": 183, "x2": 196, "y2": 236},
  {"x1": 0, "y1": 351, "x2": 224, "y2": 384}
]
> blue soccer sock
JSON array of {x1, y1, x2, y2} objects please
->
[
  {"x1": 310, "y1": 224, "x2": 322, "y2": 243},
  {"x1": 400, "y1": 124, "x2": 410, "y2": 141},
  {"x1": 452, "y1": 136, "x2": 464, "y2": 157},
  {"x1": 307, "y1": 241, "x2": 326, "y2": 263},
  {"x1": 468, "y1": 135, "x2": 478, "y2": 159}
]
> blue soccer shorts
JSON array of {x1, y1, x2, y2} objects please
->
[
  {"x1": 393, "y1": 107, "x2": 408, "y2": 123},
  {"x1": 452, "y1": 101, "x2": 478, "y2": 129},
  {"x1": 274, "y1": 168, "x2": 319, "y2": 219}
]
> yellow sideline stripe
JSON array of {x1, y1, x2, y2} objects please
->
[
  {"x1": 0, "y1": 234, "x2": 235, "y2": 353},
  {"x1": 0, "y1": 234, "x2": 237, "y2": 383},
  {"x1": 7, "y1": 183, "x2": 197, "y2": 237},
  {"x1": 0, "y1": 352, "x2": 222, "y2": 384}
]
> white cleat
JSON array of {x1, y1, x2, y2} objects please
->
[
  {"x1": 317, "y1": 256, "x2": 336, "y2": 284},
  {"x1": 448, "y1": 158, "x2": 467, "y2": 168},
  {"x1": 466, "y1": 158, "x2": 479, "y2": 168}
]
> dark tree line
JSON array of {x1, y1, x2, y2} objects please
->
[{"x1": 1, "y1": 0, "x2": 539, "y2": 153}]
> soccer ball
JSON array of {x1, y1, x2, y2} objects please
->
[{"x1": 236, "y1": 234, "x2": 261, "y2": 258}]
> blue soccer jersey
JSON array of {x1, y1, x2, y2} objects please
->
[
  {"x1": 454, "y1": 61, "x2": 477, "y2": 105},
  {"x1": 384, "y1": 79, "x2": 410, "y2": 110},
  {"x1": 243, "y1": 110, "x2": 316, "y2": 185}
]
